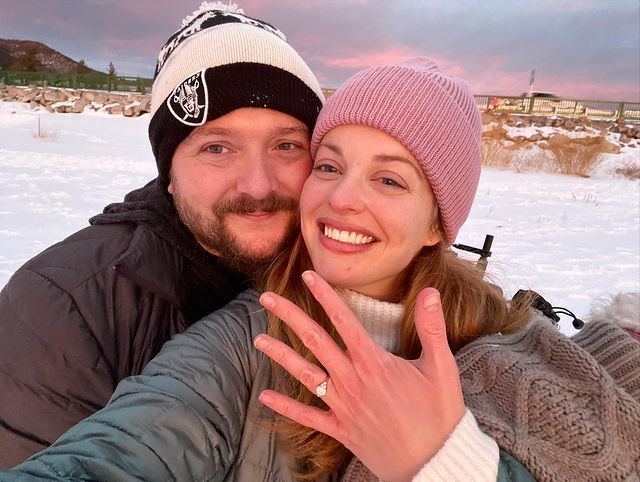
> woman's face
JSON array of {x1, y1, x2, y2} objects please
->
[{"x1": 300, "y1": 124, "x2": 442, "y2": 300}]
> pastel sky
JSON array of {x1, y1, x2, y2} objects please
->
[{"x1": 1, "y1": 0, "x2": 638, "y2": 101}]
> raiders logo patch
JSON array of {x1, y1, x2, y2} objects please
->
[{"x1": 167, "y1": 69, "x2": 209, "y2": 126}]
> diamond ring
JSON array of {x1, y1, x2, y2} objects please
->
[{"x1": 315, "y1": 378, "x2": 328, "y2": 398}]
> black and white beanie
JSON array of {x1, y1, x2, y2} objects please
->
[{"x1": 148, "y1": 1, "x2": 325, "y2": 184}]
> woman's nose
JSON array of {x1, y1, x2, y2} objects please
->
[{"x1": 327, "y1": 177, "x2": 365, "y2": 213}]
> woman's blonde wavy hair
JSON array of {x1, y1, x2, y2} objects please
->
[{"x1": 260, "y1": 221, "x2": 531, "y2": 480}]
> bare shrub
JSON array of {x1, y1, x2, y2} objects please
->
[
  {"x1": 615, "y1": 164, "x2": 640, "y2": 180},
  {"x1": 482, "y1": 132, "x2": 546, "y2": 172},
  {"x1": 33, "y1": 128, "x2": 58, "y2": 141},
  {"x1": 482, "y1": 138, "x2": 515, "y2": 168},
  {"x1": 32, "y1": 115, "x2": 58, "y2": 141},
  {"x1": 481, "y1": 128, "x2": 527, "y2": 170},
  {"x1": 539, "y1": 134, "x2": 620, "y2": 177}
]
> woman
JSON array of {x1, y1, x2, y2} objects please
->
[{"x1": 5, "y1": 59, "x2": 639, "y2": 482}]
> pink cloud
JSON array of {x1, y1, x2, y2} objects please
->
[
  {"x1": 317, "y1": 47, "x2": 481, "y2": 90},
  {"x1": 465, "y1": 62, "x2": 639, "y2": 101},
  {"x1": 321, "y1": 45, "x2": 424, "y2": 69}
]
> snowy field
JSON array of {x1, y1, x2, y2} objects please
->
[{"x1": 1, "y1": 101, "x2": 638, "y2": 335}]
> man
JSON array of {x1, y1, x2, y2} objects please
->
[{"x1": 0, "y1": 3, "x2": 324, "y2": 469}]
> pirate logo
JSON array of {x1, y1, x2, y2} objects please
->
[{"x1": 167, "y1": 69, "x2": 209, "y2": 126}]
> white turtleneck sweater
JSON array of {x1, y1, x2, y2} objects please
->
[{"x1": 342, "y1": 290, "x2": 499, "y2": 482}]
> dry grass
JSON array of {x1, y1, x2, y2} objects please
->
[
  {"x1": 33, "y1": 129, "x2": 58, "y2": 141},
  {"x1": 482, "y1": 134, "x2": 550, "y2": 173},
  {"x1": 615, "y1": 164, "x2": 640, "y2": 180},
  {"x1": 482, "y1": 129, "x2": 621, "y2": 177},
  {"x1": 539, "y1": 134, "x2": 620, "y2": 177},
  {"x1": 481, "y1": 128, "x2": 529, "y2": 170}
]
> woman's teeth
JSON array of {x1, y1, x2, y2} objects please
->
[{"x1": 323, "y1": 225, "x2": 375, "y2": 245}]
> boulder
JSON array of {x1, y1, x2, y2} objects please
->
[
  {"x1": 43, "y1": 89, "x2": 66, "y2": 103},
  {"x1": 107, "y1": 104, "x2": 123, "y2": 115},
  {"x1": 71, "y1": 99, "x2": 90, "y2": 113},
  {"x1": 107, "y1": 94, "x2": 125, "y2": 104},
  {"x1": 94, "y1": 92, "x2": 108, "y2": 104},
  {"x1": 124, "y1": 103, "x2": 145, "y2": 117},
  {"x1": 481, "y1": 112, "x2": 496, "y2": 125},
  {"x1": 29, "y1": 101, "x2": 40, "y2": 110},
  {"x1": 5, "y1": 86, "x2": 20, "y2": 100},
  {"x1": 53, "y1": 103, "x2": 69, "y2": 113},
  {"x1": 82, "y1": 91, "x2": 97, "y2": 102},
  {"x1": 139, "y1": 97, "x2": 151, "y2": 112}
]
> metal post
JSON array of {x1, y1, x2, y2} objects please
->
[
  {"x1": 476, "y1": 234, "x2": 494, "y2": 273},
  {"x1": 527, "y1": 97, "x2": 535, "y2": 115}
]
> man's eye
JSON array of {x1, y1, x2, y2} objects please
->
[
  {"x1": 276, "y1": 142, "x2": 297, "y2": 151},
  {"x1": 206, "y1": 144, "x2": 228, "y2": 154}
]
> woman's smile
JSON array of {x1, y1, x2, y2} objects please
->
[
  {"x1": 317, "y1": 218, "x2": 378, "y2": 254},
  {"x1": 300, "y1": 124, "x2": 441, "y2": 299}
]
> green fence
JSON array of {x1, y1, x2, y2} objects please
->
[
  {"x1": 2, "y1": 70, "x2": 639, "y2": 121},
  {"x1": 475, "y1": 94, "x2": 640, "y2": 121},
  {"x1": 0, "y1": 70, "x2": 152, "y2": 93}
]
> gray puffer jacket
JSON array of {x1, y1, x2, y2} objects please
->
[{"x1": 3, "y1": 291, "x2": 532, "y2": 481}]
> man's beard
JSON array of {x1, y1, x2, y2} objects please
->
[{"x1": 173, "y1": 189, "x2": 299, "y2": 279}]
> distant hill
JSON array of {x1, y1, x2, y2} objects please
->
[{"x1": 0, "y1": 39, "x2": 103, "y2": 74}]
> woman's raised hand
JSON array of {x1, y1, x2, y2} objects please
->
[{"x1": 254, "y1": 270, "x2": 466, "y2": 482}]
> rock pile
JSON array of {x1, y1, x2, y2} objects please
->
[
  {"x1": 0, "y1": 84, "x2": 151, "y2": 117},
  {"x1": 482, "y1": 112, "x2": 640, "y2": 147}
]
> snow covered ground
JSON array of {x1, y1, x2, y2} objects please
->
[{"x1": 1, "y1": 101, "x2": 638, "y2": 335}]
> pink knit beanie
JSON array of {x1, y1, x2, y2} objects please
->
[{"x1": 311, "y1": 57, "x2": 481, "y2": 244}]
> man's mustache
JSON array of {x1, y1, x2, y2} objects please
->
[{"x1": 214, "y1": 192, "x2": 298, "y2": 216}]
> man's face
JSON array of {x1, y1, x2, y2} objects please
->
[{"x1": 168, "y1": 107, "x2": 312, "y2": 276}]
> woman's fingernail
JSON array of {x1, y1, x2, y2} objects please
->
[
  {"x1": 259, "y1": 392, "x2": 273, "y2": 405},
  {"x1": 254, "y1": 336, "x2": 269, "y2": 350},
  {"x1": 260, "y1": 294, "x2": 275, "y2": 308},
  {"x1": 424, "y1": 291, "x2": 440, "y2": 311},
  {"x1": 301, "y1": 271, "x2": 314, "y2": 286}
]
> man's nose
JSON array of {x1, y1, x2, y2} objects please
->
[{"x1": 236, "y1": 154, "x2": 277, "y2": 199}]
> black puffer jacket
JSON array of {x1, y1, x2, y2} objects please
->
[{"x1": 0, "y1": 180, "x2": 246, "y2": 469}]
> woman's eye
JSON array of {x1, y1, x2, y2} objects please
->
[
  {"x1": 314, "y1": 164, "x2": 339, "y2": 174},
  {"x1": 377, "y1": 177, "x2": 405, "y2": 189},
  {"x1": 206, "y1": 144, "x2": 229, "y2": 154}
]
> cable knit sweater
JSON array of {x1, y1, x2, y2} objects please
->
[
  {"x1": 340, "y1": 290, "x2": 499, "y2": 482},
  {"x1": 459, "y1": 311, "x2": 640, "y2": 481},
  {"x1": 340, "y1": 291, "x2": 640, "y2": 482}
]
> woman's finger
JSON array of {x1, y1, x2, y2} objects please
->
[
  {"x1": 254, "y1": 334, "x2": 330, "y2": 400},
  {"x1": 258, "y1": 389, "x2": 342, "y2": 442},
  {"x1": 300, "y1": 271, "x2": 378, "y2": 364},
  {"x1": 414, "y1": 288, "x2": 461, "y2": 378},
  {"x1": 259, "y1": 291, "x2": 350, "y2": 375}
]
